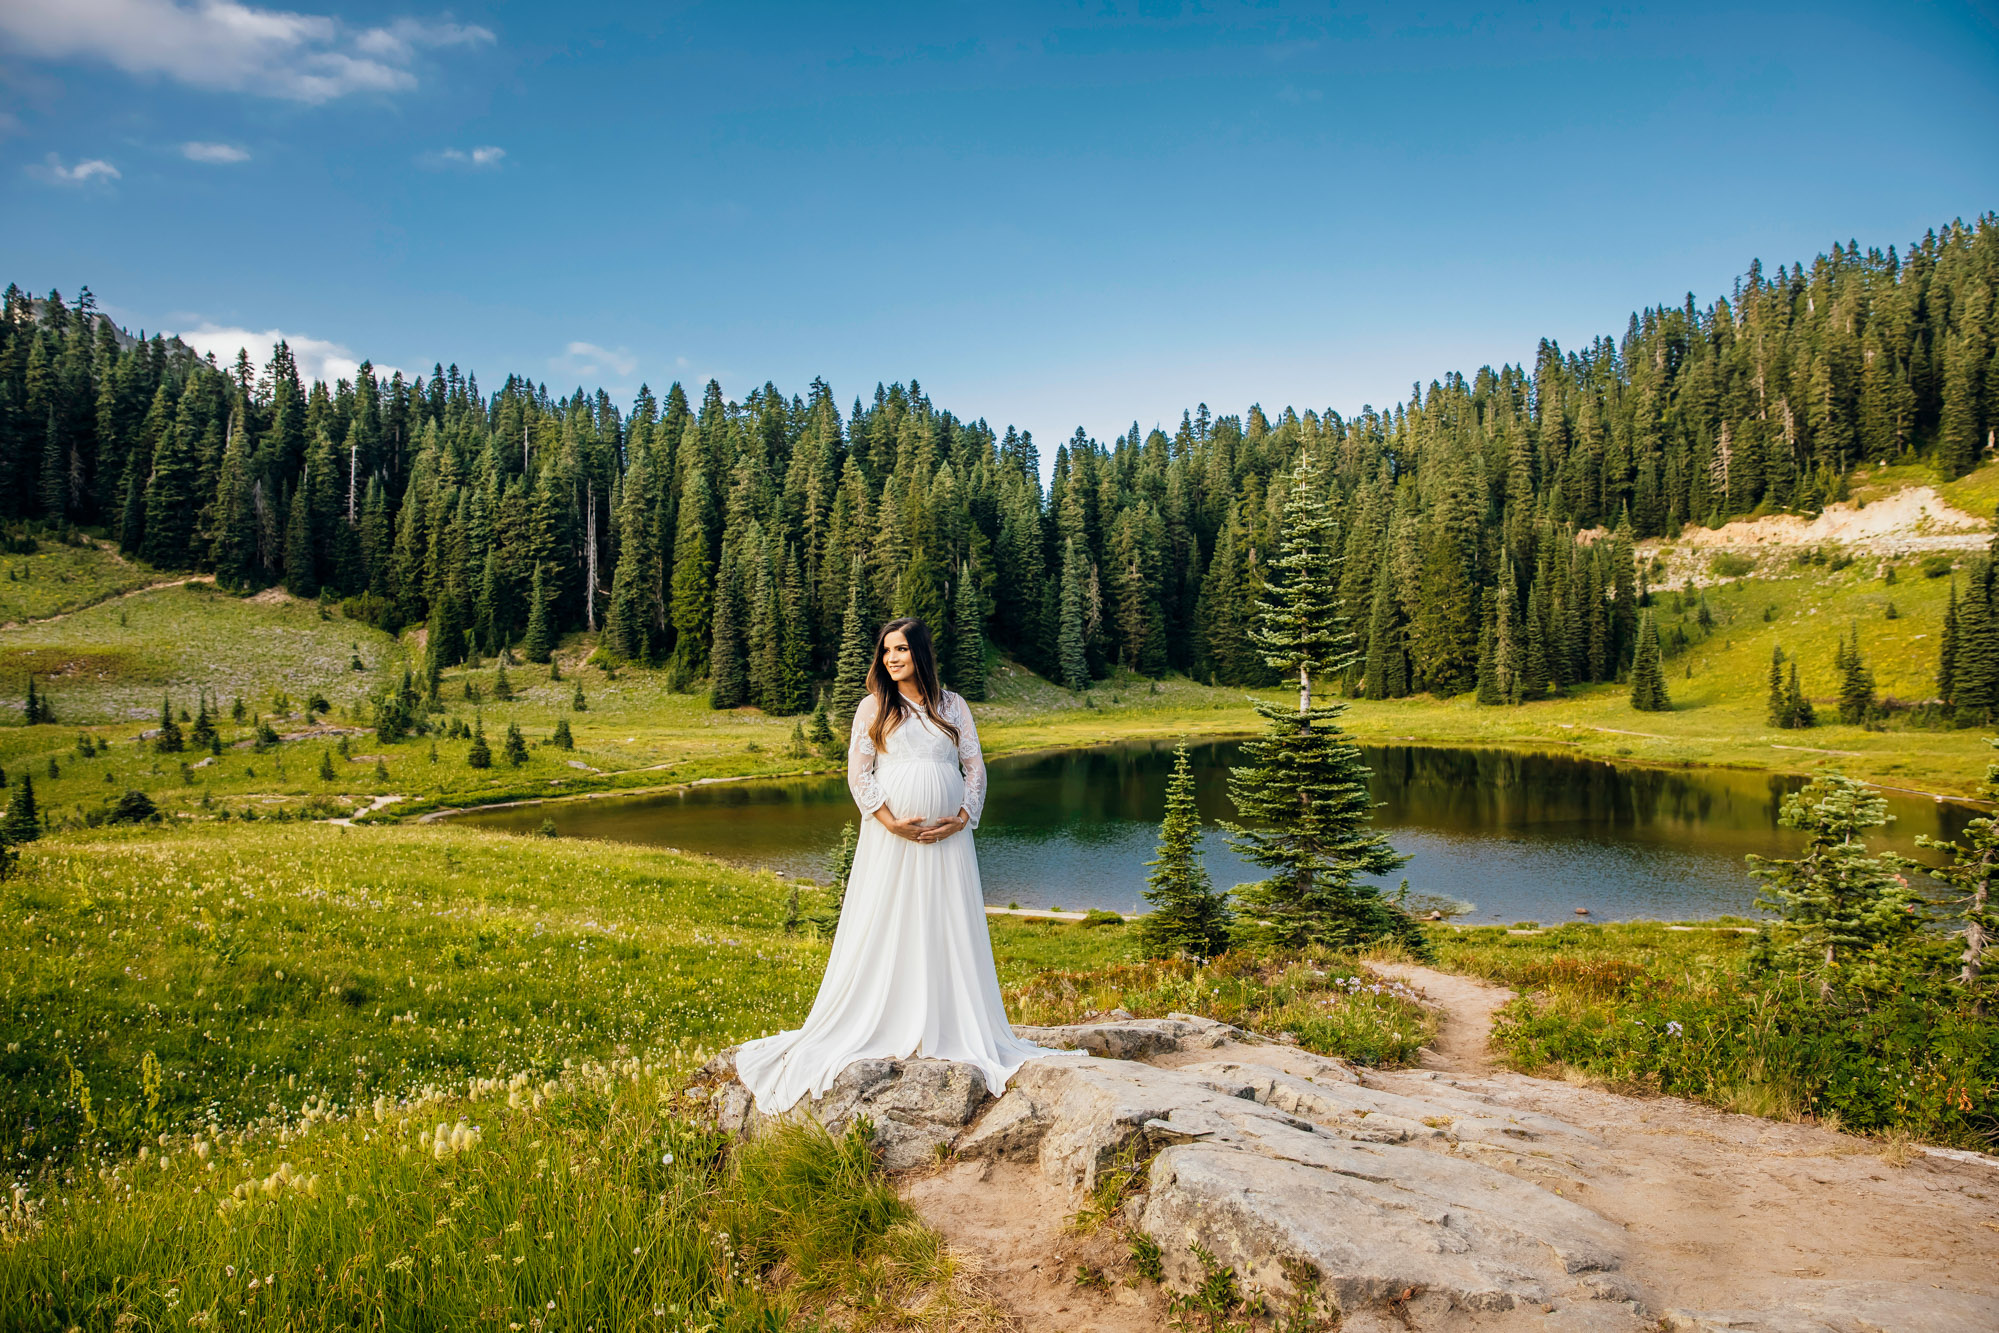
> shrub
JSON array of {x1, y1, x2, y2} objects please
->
[
  {"x1": 1710, "y1": 551, "x2": 1755, "y2": 578},
  {"x1": 1921, "y1": 554, "x2": 1955, "y2": 579}
]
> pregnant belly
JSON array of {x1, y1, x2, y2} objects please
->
[{"x1": 877, "y1": 760, "x2": 965, "y2": 822}]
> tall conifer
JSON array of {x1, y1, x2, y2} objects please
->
[{"x1": 1224, "y1": 453, "x2": 1421, "y2": 955}]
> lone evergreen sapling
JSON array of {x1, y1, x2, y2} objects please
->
[{"x1": 1138, "y1": 743, "x2": 1232, "y2": 960}]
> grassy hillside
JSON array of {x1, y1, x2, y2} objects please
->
[{"x1": 0, "y1": 534, "x2": 182, "y2": 626}]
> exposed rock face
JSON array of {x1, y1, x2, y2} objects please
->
[{"x1": 695, "y1": 1016, "x2": 1999, "y2": 1331}]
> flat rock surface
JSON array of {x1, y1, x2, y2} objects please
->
[{"x1": 701, "y1": 976, "x2": 1999, "y2": 1331}]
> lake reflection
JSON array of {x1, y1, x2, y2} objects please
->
[{"x1": 452, "y1": 740, "x2": 1976, "y2": 924}]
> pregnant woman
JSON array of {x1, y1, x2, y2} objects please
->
[{"x1": 734, "y1": 617, "x2": 1061, "y2": 1113}]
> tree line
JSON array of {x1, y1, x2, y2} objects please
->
[{"x1": 3, "y1": 214, "x2": 1996, "y2": 717}]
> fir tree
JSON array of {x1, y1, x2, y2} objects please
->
[
  {"x1": 1749, "y1": 775, "x2": 1923, "y2": 998},
  {"x1": 830, "y1": 558, "x2": 874, "y2": 732},
  {"x1": 318, "y1": 748, "x2": 336, "y2": 781},
  {"x1": 1057, "y1": 536, "x2": 1090, "y2": 692},
  {"x1": 190, "y1": 693, "x2": 217, "y2": 751},
  {"x1": 521, "y1": 562, "x2": 554, "y2": 664},
  {"x1": 1628, "y1": 609, "x2": 1670, "y2": 712},
  {"x1": 3, "y1": 772, "x2": 39, "y2": 844},
  {"x1": 572, "y1": 681, "x2": 588, "y2": 711},
  {"x1": 808, "y1": 696, "x2": 839, "y2": 758},
  {"x1": 154, "y1": 693, "x2": 184, "y2": 752},
  {"x1": 952, "y1": 559, "x2": 986, "y2": 700},
  {"x1": 1835, "y1": 625, "x2": 1877, "y2": 725},
  {"x1": 1224, "y1": 453, "x2": 1421, "y2": 955},
  {"x1": 1766, "y1": 645, "x2": 1788, "y2": 727},
  {"x1": 709, "y1": 543, "x2": 748, "y2": 709},
  {"x1": 466, "y1": 718, "x2": 492, "y2": 769},
  {"x1": 1784, "y1": 662, "x2": 1817, "y2": 729},
  {"x1": 503, "y1": 721, "x2": 528, "y2": 766},
  {"x1": 1137, "y1": 743, "x2": 1232, "y2": 960},
  {"x1": 551, "y1": 718, "x2": 574, "y2": 749},
  {"x1": 494, "y1": 660, "x2": 513, "y2": 700}
]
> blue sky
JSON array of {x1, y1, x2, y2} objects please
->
[{"x1": 3, "y1": 1, "x2": 1995, "y2": 457}]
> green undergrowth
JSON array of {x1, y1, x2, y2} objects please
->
[
  {"x1": 1004, "y1": 948, "x2": 1437, "y2": 1068},
  {"x1": 1433, "y1": 922, "x2": 1999, "y2": 1149},
  {"x1": 1, "y1": 1062, "x2": 987, "y2": 1332}
]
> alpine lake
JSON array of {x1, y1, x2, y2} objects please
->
[{"x1": 448, "y1": 740, "x2": 1980, "y2": 925}]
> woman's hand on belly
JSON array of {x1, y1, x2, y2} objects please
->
[
  {"x1": 913, "y1": 808, "x2": 969, "y2": 844},
  {"x1": 873, "y1": 804, "x2": 939, "y2": 842}
]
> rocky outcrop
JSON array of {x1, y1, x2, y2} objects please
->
[
  {"x1": 693, "y1": 1015, "x2": 1999, "y2": 1331},
  {"x1": 695, "y1": 1017, "x2": 1642, "y2": 1319}
]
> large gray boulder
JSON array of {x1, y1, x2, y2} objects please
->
[{"x1": 693, "y1": 1046, "x2": 991, "y2": 1170}]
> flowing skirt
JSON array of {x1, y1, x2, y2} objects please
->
[{"x1": 734, "y1": 754, "x2": 1059, "y2": 1113}]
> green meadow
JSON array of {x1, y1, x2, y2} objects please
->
[{"x1": 0, "y1": 512, "x2": 1993, "y2": 1329}]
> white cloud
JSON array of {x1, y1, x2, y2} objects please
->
[
  {"x1": 30, "y1": 152, "x2": 120, "y2": 185},
  {"x1": 420, "y1": 144, "x2": 504, "y2": 169},
  {"x1": 553, "y1": 341, "x2": 638, "y2": 380},
  {"x1": 170, "y1": 322, "x2": 398, "y2": 386},
  {"x1": 0, "y1": 1, "x2": 495, "y2": 105},
  {"x1": 181, "y1": 140, "x2": 249, "y2": 163}
]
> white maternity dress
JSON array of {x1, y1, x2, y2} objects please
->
[{"x1": 733, "y1": 689, "x2": 1061, "y2": 1113}]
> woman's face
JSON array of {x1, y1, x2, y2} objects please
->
[{"x1": 882, "y1": 630, "x2": 914, "y2": 683}]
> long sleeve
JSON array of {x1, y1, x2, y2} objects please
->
[
  {"x1": 847, "y1": 694, "x2": 886, "y2": 818},
  {"x1": 949, "y1": 692, "x2": 987, "y2": 830}
]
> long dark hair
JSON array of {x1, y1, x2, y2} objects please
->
[{"x1": 866, "y1": 618, "x2": 960, "y2": 749}]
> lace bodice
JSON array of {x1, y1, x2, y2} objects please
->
[{"x1": 847, "y1": 691, "x2": 987, "y2": 829}]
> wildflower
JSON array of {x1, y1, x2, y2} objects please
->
[
  {"x1": 1666, "y1": 1021, "x2": 1684, "y2": 1037},
  {"x1": 661, "y1": 1151, "x2": 673, "y2": 1166}
]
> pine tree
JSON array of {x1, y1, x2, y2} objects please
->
[
  {"x1": 190, "y1": 693, "x2": 217, "y2": 751},
  {"x1": 551, "y1": 718, "x2": 574, "y2": 749},
  {"x1": 1224, "y1": 453, "x2": 1422, "y2": 955},
  {"x1": 572, "y1": 680, "x2": 588, "y2": 711},
  {"x1": 1766, "y1": 645, "x2": 1788, "y2": 727},
  {"x1": 1137, "y1": 744, "x2": 1231, "y2": 960},
  {"x1": 521, "y1": 563, "x2": 554, "y2": 664},
  {"x1": 1628, "y1": 609, "x2": 1670, "y2": 712},
  {"x1": 466, "y1": 718, "x2": 491, "y2": 769},
  {"x1": 1057, "y1": 536, "x2": 1090, "y2": 692},
  {"x1": 154, "y1": 693, "x2": 184, "y2": 752},
  {"x1": 1784, "y1": 662, "x2": 1817, "y2": 729},
  {"x1": 1940, "y1": 579, "x2": 1960, "y2": 707},
  {"x1": 807, "y1": 696, "x2": 839, "y2": 758},
  {"x1": 318, "y1": 748, "x2": 336, "y2": 781},
  {"x1": 1835, "y1": 625, "x2": 1876, "y2": 725},
  {"x1": 503, "y1": 721, "x2": 528, "y2": 766},
  {"x1": 1749, "y1": 775, "x2": 1923, "y2": 997},
  {"x1": 3, "y1": 773, "x2": 40, "y2": 844},
  {"x1": 952, "y1": 559, "x2": 986, "y2": 700},
  {"x1": 830, "y1": 558, "x2": 873, "y2": 731},
  {"x1": 709, "y1": 543, "x2": 749, "y2": 709}
]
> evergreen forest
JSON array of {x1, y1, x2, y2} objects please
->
[{"x1": 4, "y1": 213, "x2": 1997, "y2": 718}]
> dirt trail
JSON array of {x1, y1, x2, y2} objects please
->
[
  {"x1": 1363, "y1": 963, "x2": 1999, "y2": 1330},
  {"x1": 910, "y1": 965, "x2": 1999, "y2": 1329},
  {"x1": 0, "y1": 574, "x2": 215, "y2": 630}
]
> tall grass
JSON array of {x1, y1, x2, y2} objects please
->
[
  {"x1": 1434, "y1": 922, "x2": 1999, "y2": 1148},
  {"x1": 0, "y1": 822, "x2": 831, "y2": 1169},
  {"x1": 1, "y1": 1059, "x2": 982, "y2": 1331}
]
